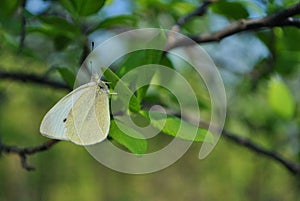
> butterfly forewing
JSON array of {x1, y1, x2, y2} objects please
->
[{"x1": 39, "y1": 83, "x2": 94, "y2": 140}]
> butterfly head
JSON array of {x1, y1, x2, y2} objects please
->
[{"x1": 91, "y1": 74, "x2": 109, "y2": 94}]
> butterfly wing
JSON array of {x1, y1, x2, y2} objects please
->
[
  {"x1": 65, "y1": 85, "x2": 110, "y2": 145},
  {"x1": 39, "y1": 83, "x2": 96, "y2": 140}
]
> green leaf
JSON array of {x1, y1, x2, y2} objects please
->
[
  {"x1": 26, "y1": 16, "x2": 80, "y2": 39},
  {"x1": 140, "y1": 111, "x2": 213, "y2": 143},
  {"x1": 268, "y1": 76, "x2": 295, "y2": 119},
  {"x1": 266, "y1": 1, "x2": 284, "y2": 14},
  {"x1": 89, "y1": 15, "x2": 137, "y2": 33},
  {"x1": 171, "y1": 2, "x2": 195, "y2": 16},
  {"x1": 59, "y1": 0, "x2": 105, "y2": 17},
  {"x1": 117, "y1": 50, "x2": 164, "y2": 77},
  {"x1": 116, "y1": 49, "x2": 172, "y2": 103},
  {"x1": 115, "y1": 31, "x2": 167, "y2": 78},
  {"x1": 275, "y1": 28, "x2": 300, "y2": 52},
  {"x1": 269, "y1": 28, "x2": 300, "y2": 75},
  {"x1": 0, "y1": 0, "x2": 20, "y2": 18},
  {"x1": 109, "y1": 120, "x2": 147, "y2": 154},
  {"x1": 56, "y1": 67, "x2": 76, "y2": 87},
  {"x1": 274, "y1": 51, "x2": 300, "y2": 75},
  {"x1": 54, "y1": 35, "x2": 72, "y2": 50},
  {"x1": 210, "y1": 1, "x2": 249, "y2": 20},
  {"x1": 103, "y1": 68, "x2": 141, "y2": 112},
  {"x1": 38, "y1": 16, "x2": 80, "y2": 37}
]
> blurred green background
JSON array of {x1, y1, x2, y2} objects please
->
[{"x1": 1, "y1": 0, "x2": 300, "y2": 200}]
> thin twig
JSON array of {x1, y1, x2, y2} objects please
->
[
  {"x1": 18, "y1": 0, "x2": 27, "y2": 54},
  {"x1": 176, "y1": 0, "x2": 215, "y2": 27},
  {"x1": 169, "y1": 0, "x2": 215, "y2": 46},
  {"x1": 221, "y1": 130, "x2": 300, "y2": 175},
  {"x1": 166, "y1": 3, "x2": 300, "y2": 50},
  {"x1": 0, "y1": 139, "x2": 60, "y2": 171},
  {"x1": 198, "y1": 119, "x2": 300, "y2": 175},
  {"x1": 0, "y1": 70, "x2": 67, "y2": 171},
  {"x1": 0, "y1": 70, "x2": 70, "y2": 90}
]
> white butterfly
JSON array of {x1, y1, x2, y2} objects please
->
[{"x1": 40, "y1": 74, "x2": 110, "y2": 145}]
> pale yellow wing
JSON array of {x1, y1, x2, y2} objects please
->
[{"x1": 66, "y1": 85, "x2": 110, "y2": 145}]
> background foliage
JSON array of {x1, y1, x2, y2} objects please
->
[{"x1": 0, "y1": 0, "x2": 300, "y2": 200}]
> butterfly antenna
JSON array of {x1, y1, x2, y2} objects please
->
[{"x1": 91, "y1": 41, "x2": 95, "y2": 51}]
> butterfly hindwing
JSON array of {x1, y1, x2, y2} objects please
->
[{"x1": 66, "y1": 84, "x2": 110, "y2": 145}]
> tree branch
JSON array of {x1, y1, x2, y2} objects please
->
[
  {"x1": 0, "y1": 139, "x2": 60, "y2": 171},
  {"x1": 0, "y1": 70, "x2": 67, "y2": 171},
  {"x1": 0, "y1": 70, "x2": 70, "y2": 90},
  {"x1": 166, "y1": 2, "x2": 300, "y2": 50},
  {"x1": 200, "y1": 117, "x2": 300, "y2": 175},
  {"x1": 198, "y1": 119, "x2": 300, "y2": 175},
  {"x1": 221, "y1": 129, "x2": 300, "y2": 175},
  {"x1": 166, "y1": 2, "x2": 300, "y2": 174},
  {"x1": 151, "y1": 105, "x2": 300, "y2": 175}
]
